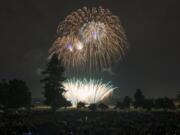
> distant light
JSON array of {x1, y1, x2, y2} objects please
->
[
  {"x1": 76, "y1": 41, "x2": 83, "y2": 50},
  {"x1": 66, "y1": 43, "x2": 73, "y2": 51},
  {"x1": 92, "y1": 31, "x2": 98, "y2": 39}
]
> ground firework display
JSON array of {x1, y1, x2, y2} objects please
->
[
  {"x1": 49, "y1": 6, "x2": 128, "y2": 73},
  {"x1": 63, "y1": 79, "x2": 115, "y2": 106}
]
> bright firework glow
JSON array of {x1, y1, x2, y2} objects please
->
[
  {"x1": 80, "y1": 21, "x2": 107, "y2": 43},
  {"x1": 49, "y1": 6, "x2": 128, "y2": 73},
  {"x1": 75, "y1": 41, "x2": 83, "y2": 50},
  {"x1": 63, "y1": 79, "x2": 115, "y2": 106}
]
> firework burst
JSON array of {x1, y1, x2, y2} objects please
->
[
  {"x1": 49, "y1": 6, "x2": 128, "y2": 73},
  {"x1": 63, "y1": 79, "x2": 115, "y2": 106}
]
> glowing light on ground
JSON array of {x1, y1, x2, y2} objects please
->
[{"x1": 63, "y1": 79, "x2": 115, "y2": 106}]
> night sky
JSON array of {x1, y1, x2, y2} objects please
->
[{"x1": 0, "y1": 0, "x2": 179, "y2": 98}]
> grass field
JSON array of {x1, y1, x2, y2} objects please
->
[{"x1": 1, "y1": 108, "x2": 180, "y2": 135}]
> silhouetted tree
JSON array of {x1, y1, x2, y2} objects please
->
[
  {"x1": 123, "y1": 96, "x2": 132, "y2": 109},
  {"x1": 0, "y1": 80, "x2": 8, "y2": 109},
  {"x1": 154, "y1": 97, "x2": 175, "y2": 109},
  {"x1": 133, "y1": 89, "x2": 145, "y2": 108},
  {"x1": 63, "y1": 100, "x2": 72, "y2": 108},
  {"x1": 176, "y1": 90, "x2": 180, "y2": 108},
  {"x1": 7, "y1": 79, "x2": 31, "y2": 109},
  {"x1": 98, "y1": 103, "x2": 108, "y2": 111},
  {"x1": 143, "y1": 99, "x2": 154, "y2": 110},
  {"x1": 88, "y1": 103, "x2": 97, "y2": 111},
  {"x1": 115, "y1": 101, "x2": 124, "y2": 109},
  {"x1": 77, "y1": 102, "x2": 86, "y2": 109},
  {"x1": 41, "y1": 54, "x2": 70, "y2": 112}
]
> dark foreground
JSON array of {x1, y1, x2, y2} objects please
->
[{"x1": 0, "y1": 110, "x2": 180, "y2": 135}]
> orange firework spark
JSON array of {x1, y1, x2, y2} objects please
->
[{"x1": 49, "y1": 6, "x2": 128, "y2": 74}]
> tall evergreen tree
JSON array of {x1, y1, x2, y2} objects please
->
[
  {"x1": 133, "y1": 89, "x2": 145, "y2": 108},
  {"x1": 41, "y1": 54, "x2": 71, "y2": 112}
]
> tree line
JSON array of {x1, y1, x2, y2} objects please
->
[
  {"x1": 115, "y1": 89, "x2": 177, "y2": 110},
  {"x1": 0, "y1": 54, "x2": 180, "y2": 112},
  {"x1": 0, "y1": 79, "x2": 31, "y2": 110}
]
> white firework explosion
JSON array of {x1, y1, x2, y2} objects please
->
[{"x1": 63, "y1": 79, "x2": 115, "y2": 106}]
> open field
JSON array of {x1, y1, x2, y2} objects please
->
[{"x1": 1, "y1": 109, "x2": 180, "y2": 135}]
